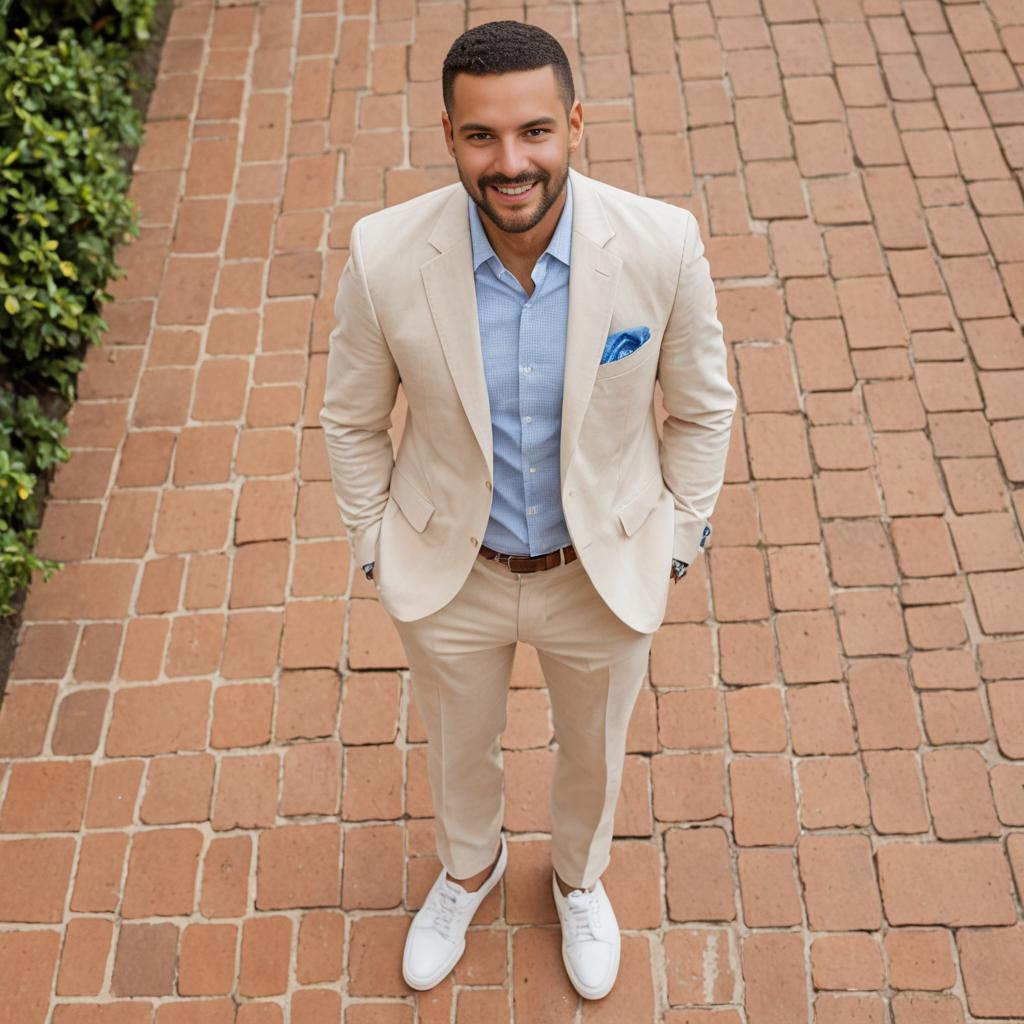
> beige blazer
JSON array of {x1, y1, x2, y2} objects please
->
[{"x1": 319, "y1": 169, "x2": 736, "y2": 634}]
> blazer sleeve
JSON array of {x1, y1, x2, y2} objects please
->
[
  {"x1": 318, "y1": 220, "x2": 400, "y2": 569},
  {"x1": 657, "y1": 211, "x2": 737, "y2": 564}
]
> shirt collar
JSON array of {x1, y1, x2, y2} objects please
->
[{"x1": 469, "y1": 177, "x2": 573, "y2": 273}]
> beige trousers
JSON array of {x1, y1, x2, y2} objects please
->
[{"x1": 392, "y1": 551, "x2": 653, "y2": 889}]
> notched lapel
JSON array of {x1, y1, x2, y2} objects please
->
[
  {"x1": 421, "y1": 195, "x2": 493, "y2": 475},
  {"x1": 560, "y1": 202, "x2": 622, "y2": 481}
]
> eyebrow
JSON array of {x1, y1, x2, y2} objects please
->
[{"x1": 458, "y1": 117, "x2": 559, "y2": 134}]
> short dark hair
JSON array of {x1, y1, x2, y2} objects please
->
[{"x1": 442, "y1": 21, "x2": 576, "y2": 116}]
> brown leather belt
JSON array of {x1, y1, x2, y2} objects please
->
[{"x1": 479, "y1": 543, "x2": 577, "y2": 574}]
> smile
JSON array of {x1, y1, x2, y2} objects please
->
[{"x1": 492, "y1": 182, "x2": 536, "y2": 196}]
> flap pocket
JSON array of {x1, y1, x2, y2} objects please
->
[
  {"x1": 389, "y1": 465, "x2": 435, "y2": 533},
  {"x1": 616, "y1": 473, "x2": 666, "y2": 537}
]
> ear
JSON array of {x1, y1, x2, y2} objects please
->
[
  {"x1": 442, "y1": 110, "x2": 456, "y2": 158},
  {"x1": 568, "y1": 100, "x2": 584, "y2": 154}
]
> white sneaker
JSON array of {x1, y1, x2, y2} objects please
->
[
  {"x1": 551, "y1": 873, "x2": 621, "y2": 1000},
  {"x1": 402, "y1": 835, "x2": 508, "y2": 991}
]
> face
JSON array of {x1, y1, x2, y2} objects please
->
[{"x1": 443, "y1": 66, "x2": 584, "y2": 237}]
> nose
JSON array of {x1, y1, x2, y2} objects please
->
[{"x1": 492, "y1": 137, "x2": 530, "y2": 181}]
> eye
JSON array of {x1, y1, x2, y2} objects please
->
[
  {"x1": 467, "y1": 132, "x2": 492, "y2": 142},
  {"x1": 526, "y1": 128, "x2": 549, "y2": 138}
]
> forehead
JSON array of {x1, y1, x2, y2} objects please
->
[{"x1": 449, "y1": 66, "x2": 564, "y2": 125}]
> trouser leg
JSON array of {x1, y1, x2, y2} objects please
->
[
  {"x1": 391, "y1": 557, "x2": 517, "y2": 878},
  {"x1": 522, "y1": 557, "x2": 653, "y2": 889}
]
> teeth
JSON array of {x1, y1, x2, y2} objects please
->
[{"x1": 495, "y1": 184, "x2": 533, "y2": 195}]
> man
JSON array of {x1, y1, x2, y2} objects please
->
[{"x1": 320, "y1": 21, "x2": 735, "y2": 1000}]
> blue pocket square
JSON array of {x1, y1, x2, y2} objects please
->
[{"x1": 601, "y1": 326, "x2": 651, "y2": 365}]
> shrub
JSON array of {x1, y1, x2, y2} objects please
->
[
  {"x1": 0, "y1": 0, "x2": 158, "y2": 47},
  {"x1": 0, "y1": 5, "x2": 156, "y2": 617},
  {"x1": 0, "y1": 392, "x2": 68, "y2": 614},
  {"x1": 0, "y1": 29, "x2": 142, "y2": 397}
]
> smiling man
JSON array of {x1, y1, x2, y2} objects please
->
[{"x1": 320, "y1": 21, "x2": 735, "y2": 1000}]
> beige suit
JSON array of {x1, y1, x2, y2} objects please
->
[{"x1": 321, "y1": 169, "x2": 735, "y2": 885}]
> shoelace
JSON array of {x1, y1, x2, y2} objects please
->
[
  {"x1": 430, "y1": 882, "x2": 463, "y2": 942},
  {"x1": 565, "y1": 890, "x2": 601, "y2": 944}
]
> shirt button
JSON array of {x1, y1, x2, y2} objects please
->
[
  {"x1": 524, "y1": 416, "x2": 532, "y2": 424},
  {"x1": 529, "y1": 467, "x2": 536, "y2": 473},
  {"x1": 523, "y1": 366, "x2": 532, "y2": 374}
]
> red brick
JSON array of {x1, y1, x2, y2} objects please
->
[
  {"x1": 280, "y1": 740, "x2": 340, "y2": 816},
  {"x1": 725, "y1": 685, "x2": 787, "y2": 752},
  {"x1": 742, "y1": 932, "x2": 808, "y2": 1024},
  {"x1": 338, "y1": 824, "x2": 402, "y2": 911},
  {"x1": 799, "y1": 833, "x2": 882, "y2": 931},
  {"x1": 293, "y1": 909, "x2": 345, "y2": 985},
  {"x1": 51, "y1": 690, "x2": 108, "y2": 756},
  {"x1": 664, "y1": 928, "x2": 737, "y2": 1008},
  {"x1": 140, "y1": 753, "x2": 214, "y2": 826},
  {"x1": 211, "y1": 684, "x2": 274, "y2": 750},
  {"x1": 863, "y1": 751, "x2": 930, "y2": 835},
  {"x1": 236, "y1": 479, "x2": 296, "y2": 543},
  {"x1": 0, "y1": 836, "x2": 74, "y2": 923},
  {"x1": 811, "y1": 933, "x2": 885, "y2": 991},
  {"x1": 923, "y1": 747, "x2": 1000, "y2": 840},
  {"x1": 989, "y1": 681, "x2": 1024, "y2": 759},
  {"x1": 106, "y1": 680, "x2": 209, "y2": 756},
  {"x1": 969, "y1": 569, "x2": 1024, "y2": 634},
  {"x1": 652, "y1": 623, "x2": 715, "y2": 688},
  {"x1": 794, "y1": 753, "x2": 868, "y2": 831},
  {"x1": 239, "y1": 916, "x2": 291, "y2": 997},
  {"x1": 511, "y1": 927, "x2": 577, "y2": 1021},
  {"x1": 776, "y1": 610, "x2": 843, "y2": 683},
  {"x1": 200, "y1": 835, "x2": 251, "y2": 919},
  {"x1": 257, "y1": 823, "x2": 341, "y2": 910},
  {"x1": 122, "y1": 827, "x2": 202, "y2": 918},
  {"x1": 179, "y1": 923, "x2": 237, "y2": 996},
  {"x1": 835, "y1": 590, "x2": 908, "y2": 656},
  {"x1": 213, "y1": 754, "x2": 279, "y2": 831},
  {"x1": 57, "y1": 917, "x2": 113, "y2": 996},
  {"x1": 275, "y1": 669, "x2": 339, "y2": 741},
  {"x1": 877, "y1": 842, "x2": 1016, "y2": 925},
  {"x1": 111, "y1": 922, "x2": 178, "y2": 996},
  {"x1": 155, "y1": 488, "x2": 234, "y2": 554},
  {"x1": 957, "y1": 923, "x2": 1024, "y2": 1018},
  {"x1": 5, "y1": 757, "x2": 87, "y2": 836},
  {"x1": 885, "y1": 928, "x2": 957, "y2": 991},
  {"x1": 221, "y1": 610, "x2": 284, "y2": 679},
  {"x1": 166, "y1": 612, "x2": 225, "y2": 677},
  {"x1": 70, "y1": 833, "x2": 127, "y2": 917},
  {"x1": 848, "y1": 659, "x2": 922, "y2": 750},
  {"x1": 658, "y1": 689, "x2": 725, "y2": 750},
  {"x1": 665, "y1": 827, "x2": 734, "y2": 922},
  {"x1": 788, "y1": 685, "x2": 856, "y2": 755},
  {"x1": 339, "y1": 671, "x2": 395, "y2": 745},
  {"x1": 653, "y1": 752, "x2": 727, "y2": 823},
  {"x1": 0, "y1": 684, "x2": 56, "y2": 757},
  {"x1": 347, "y1": 916, "x2": 411, "y2": 998},
  {"x1": 738, "y1": 848, "x2": 802, "y2": 927},
  {"x1": 730, "y1": 755, "x2": 798, "y2": 845}
]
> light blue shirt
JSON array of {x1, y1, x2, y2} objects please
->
[{"x1": 469, "y1": 182, "x2": 573, "y2": 556}]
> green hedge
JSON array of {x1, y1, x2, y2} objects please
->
[{"x1": 0, "y1": 1, "x2": 156, "y2": 613}]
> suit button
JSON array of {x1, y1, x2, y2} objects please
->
[
  {"x1": 485, "y1": 481, "x2": 492, "y2": 491},
  {"x1": 470, "y1": 537, "x2": 478, "y2": 546}
]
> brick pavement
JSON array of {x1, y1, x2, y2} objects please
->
[{"x1": 2, "y1": 0, "x2": 1024, "y2": 1019}]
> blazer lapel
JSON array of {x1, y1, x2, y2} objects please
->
[
  {"x1": 560, "y1": 170, "x2": 622, "y2": 481},
  {"x1": 421, "y1": 189, "x2": 493, "y2": 475}
]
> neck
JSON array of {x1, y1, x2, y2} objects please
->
[{"x1": 480, "y1": 184, "x2": 567, "y2": 273}]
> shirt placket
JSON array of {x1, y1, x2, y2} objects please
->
[{"x1": 519, "y1": 256, "x2": 549, "y2": 553}]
